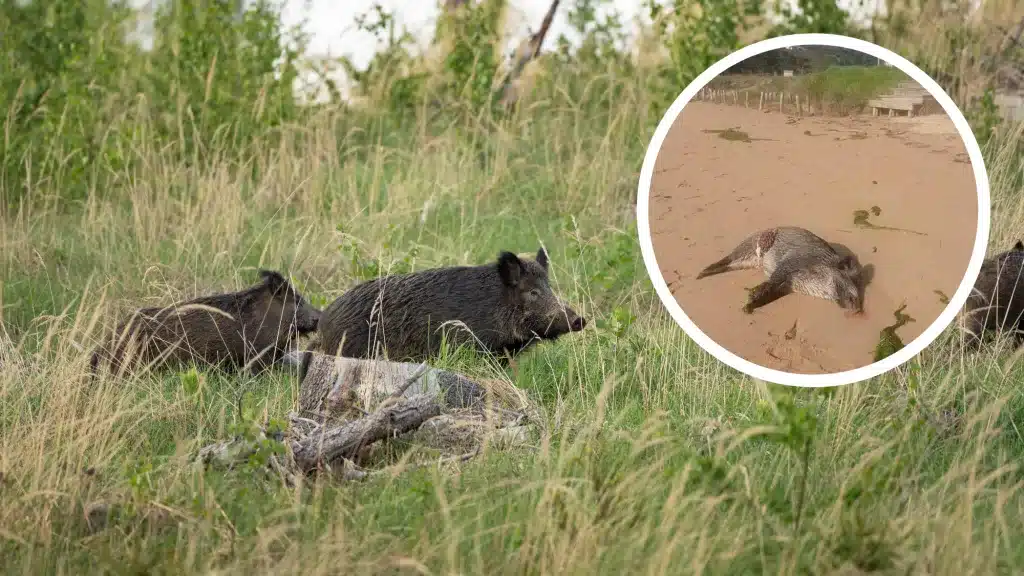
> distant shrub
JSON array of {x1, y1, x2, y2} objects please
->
[{"x1": 799, "y1": 65, "x2": 908, "y2": 114}]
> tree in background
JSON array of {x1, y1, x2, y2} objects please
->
[{"x1": 2, "y1": 0, "x2": 1022, "y2": 210}]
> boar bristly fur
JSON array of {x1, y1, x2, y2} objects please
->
[
  {"x1": 318, "y1": 247, "x2": 586, "y2": 363},
  {"x1": 962, "y1": 240, "x2": 1024, "y2": 350},
  {"x1": 90, "y1": 270, "x2": 321, "y2": 378}
]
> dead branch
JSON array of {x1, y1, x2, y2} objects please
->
[
  {"x1": 497, "y1": 0, "x2": 561, "y2": 107},
  {"x1": 290, "y1": 394, "x2": 442, "y2": 472},
  {"x1": 199, "y1": 394, "x2": 442, "y2": 475},
  {"x1": 385, "y1": 362, "x2": 430, "y2": 403},
  {"x1": 201, "y1": 355, "x2": 536, "y2": 482},
  {"x1": 999, "y1": 17, "x2": 1024, "y2": 57},
  {"x1": 983, "y1": 16, "x2": 1024, "y2": 84}
]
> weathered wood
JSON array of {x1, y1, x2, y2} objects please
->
[
  {"x1": 288, "y1": 351, "x2": 488, "y2": 423},
  {"x1": 290, "y1": 394, "x2": 442, "y2": 472},
  {"x1": 198, "y1": 395, "x2": 443, "y2": 475},
  {"x1": 197, "y1": 353, "x2": 534, "y2": 479}
]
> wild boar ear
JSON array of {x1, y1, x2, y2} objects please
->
[
  {"x1": 258, "y1": 269, "x2": 288, "y2": 294},
  {"x1": 536, "y1": 246, "x2": 549, "y2": 270},
  {"x1": 497, "y1": 252, "x2": 522, "y2": 287},
  {"x1": 838, "y1": 255, "x2": 858, "y2": 274},
  {"x1": 1014, "y1": 240, "x2": 1023, "y2": 251}
]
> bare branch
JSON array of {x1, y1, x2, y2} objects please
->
[
  {"x1": 497, "y1": 0, "x2": 561, "y2": 107},
  {"x1": 290, "y1": 394, "x2": 442, "y2": 472}
]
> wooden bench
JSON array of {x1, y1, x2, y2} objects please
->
[
  {"x1": 867, "y1": 96, "x2": 925, "y2": 117},
  {"x1": 869, "y1": 82, "x2": 939, "y2": 118}
]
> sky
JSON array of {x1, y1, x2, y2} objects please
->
[
  {"x1": 289, "y1": 1, "x2": 885, "y2": 68},
  {"x1": 283, "y1": 0, "x2": 885, "y2": 101},
  {"x1": 289, "y1": 0, "x2": 644, "y2": 68},
  {"x1": 126, "y1": 0, "x2": 888, "y2": 101}
]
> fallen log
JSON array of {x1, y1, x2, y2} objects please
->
[
  {"x1": 198, "y1": 353, "x2": 536, "y2": 479},
  {"x1": 199, "y1": 394, "x2": 443, "y2": 475},
  {"x1": 289, "y1": 351, "x2": 536, "y2": 462},
  {"x1": 290, "y1": 393, "x2": 442, "y2": 472},
  {"x1": 283, "y1": 350, "x2": 488, "y2": 422}
]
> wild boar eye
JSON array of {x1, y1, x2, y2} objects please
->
[{"x1": 529, "y1": 289, "x2": 540, "y2": 298}]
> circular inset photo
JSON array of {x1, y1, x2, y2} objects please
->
[{"x1": 637, "y1": 34, "x2": 990, "y2": 387}]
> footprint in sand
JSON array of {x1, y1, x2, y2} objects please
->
[{"x1": 762, "y1": 320, "x2": 829, "y2": 373}]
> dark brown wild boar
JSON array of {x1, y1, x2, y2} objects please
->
[
  {"x1": 962, "y1": 240, "x2": 1024, "y2": 350},
  {"x1": 90, "y1": 270, "x2": 321, "y2": 378},
  {"x1": 317, "y1": 247, "x2": 587, "y2": 363}
]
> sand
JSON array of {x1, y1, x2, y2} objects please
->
[{"x1": 648, "y1": 101, "x2": 978, "y2": 375}]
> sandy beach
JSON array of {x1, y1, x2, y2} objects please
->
[{"x1": 648, "y1": 101, "x2": 978, "y2": 374}]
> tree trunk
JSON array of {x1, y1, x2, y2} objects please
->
[{"x1": 497, "y1": 0, "x2": 561, "y2": 107}]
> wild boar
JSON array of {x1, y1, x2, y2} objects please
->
[
  {"x1": 317, "y1": 247, "x2": 586, "y2": 363},
  {"x1": 962, "y1": 240, "x2": 1024, "y2": 350},
  {"x1": 90, "y1": 270, "x2": 321, "y2": 378}
]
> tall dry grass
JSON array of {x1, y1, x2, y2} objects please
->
[{"x1": 2, "y1": 2, "x2": 1024, "y2": 574}]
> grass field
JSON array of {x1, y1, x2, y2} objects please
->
[{"x1": 4, "y1": 2, "x2": 1024, "y2": 575}]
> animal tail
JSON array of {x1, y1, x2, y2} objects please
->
[{"x1": 696, "y1": 236, "x2": 759, "y2": 279}]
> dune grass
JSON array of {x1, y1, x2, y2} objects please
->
[
  {"x1": 706, "y1": 65, "x2": 911, "y2": 114},
  {"x1": 4, "y1": 4, "x2": 1024, "y2": 576}
]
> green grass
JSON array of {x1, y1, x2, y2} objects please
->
[
  {"x1": 707, "y1": 65, "x2": 910, "y2": 114},
  {"x1": 4, "y1": 4, "x2": 1024, "y2": 575},
  {"x1": 3, "y1": 87, "x2": 1024, "y2": 574},
  {"x1": 800, "y1": 65, "x2": 908, "y2": 104}
]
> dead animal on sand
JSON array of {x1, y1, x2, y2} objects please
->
[{"x1": 696, "y1": 226, "x2": 865, "y2": 314}]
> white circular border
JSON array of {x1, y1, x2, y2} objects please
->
[{"x1": 637, "y1": 33, "x2": 991, "y2": 388}]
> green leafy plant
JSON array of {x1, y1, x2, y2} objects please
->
[
  {"x1": 596, "y1": 306, "x2": 636, "y2": 340},
  {"x1": 336, "y1": 225, "x2": 420, "y2": 281},
  {"x1": 586, "y1": 228, "x2": 640, "y2": 294},
  {"x1": 126, "y1": 460, "x2": 156, "y2": 502},
  {"x1": 339, "y1": 3, "x2": 425, "y2": 113},
  {"x1": 436, "y1": 0, "x2": 505, "y2": 115},
  {"x1": 178, "y1": 366, "x2": 204, "y2": 405},
  {"x1": 971, "y1": 87, "x2": 1003, "y2": 147},
  {"x1": 148, "y1": 0, "x2": 306, "y2": 153},
  {"x1": 644, "y1": 0, "x2": 764, "y2": 113},
  {"x1": 769, "y1": 0, "x2": 853, "y2": 37},
  {"x1": 753, "y1": 386, "x2": 821, "y2": 535}
]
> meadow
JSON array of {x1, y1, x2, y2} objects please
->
[{"x1": 3, "y1": 1, "x2": 1024, "y2": 574}]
